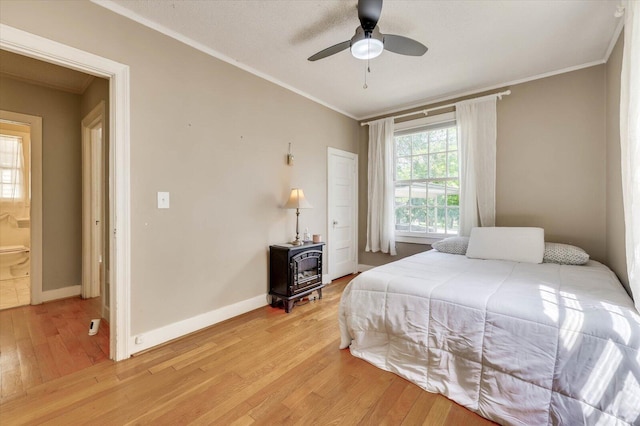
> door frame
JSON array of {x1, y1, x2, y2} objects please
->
[
  {"x1": 0, "y1": 24, "x2": 132, "y2": 361},
  {"x1": 81, "y1": 101, "x2": 105, "y2": 302},
  {"x1": 327, "y1": 147, "x2": 358, "y2": 280}
]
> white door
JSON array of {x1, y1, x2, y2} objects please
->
[
  {"x1": 328, "y1": 148, "x2": 358, "y2": 280},
  {"x1": 82, "y1": 102, "x2": 105, "y2": 301}
]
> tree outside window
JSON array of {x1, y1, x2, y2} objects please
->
[{"x1": 394, "y1": 122, "x2": 459, "y2": 238}]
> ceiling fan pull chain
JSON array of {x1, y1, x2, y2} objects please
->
[
  {"x1": 363, "y1": 39, "x2": 370, "y2": 89},
  {"x1": 363, "y1": 36, "x2": 369, "y2": 89},
  {"x1": 363, "y1": 59, "x2": 368, "y2": 89}
]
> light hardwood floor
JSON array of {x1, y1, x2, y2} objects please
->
[
  {"x1": 0, "y1": 296, "x2": 109, "y2": 403},
  {"x1": 0, "y1": 277, "x2": 30, "y2": 310},
  {"x1": 0, "y1": 275, "x2": 495, "y2": 425}
]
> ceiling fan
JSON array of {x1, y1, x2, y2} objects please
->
[{"x1": 308, "y1": 0, "x2": 428, "y2": 62}]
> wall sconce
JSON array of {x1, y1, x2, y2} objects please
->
[{"x1": 287, "y1": 143, "x2": 294, "y2": 166}]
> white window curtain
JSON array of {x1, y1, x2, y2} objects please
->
[
  {"x1": 456, "y1": 96, "x2": 497, "y2": 236},
  {"x1": 620, "y1": 0, "x2": 640, "y2": 313},
  {"x1": 0, "y1": 134, "x2": 25, "y2": 204},
  {"x1": 366, "y1": 117, "x2": 397, "y2": 255}
]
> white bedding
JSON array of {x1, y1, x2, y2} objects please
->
[{"x1": 338, "y1": 251, "x2": 640, "y2": 425}]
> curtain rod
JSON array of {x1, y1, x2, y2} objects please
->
[{"x1": 360, "y1": 90, "x2": 512, "y2": 127}]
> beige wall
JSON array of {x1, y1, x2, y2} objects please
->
[
  {"x1": 359, "y1": 64, "x2": 611, "y2": 267},
  {"x1": 496, "y1": 65, "x2": 606, "y2": 261},
  {"x1": 0, "y1": 75, "x2": 82, "y2": 291},
  {"x1": 0, "y1": 0, "x2": 359, "y2": 335},
  {"x1": 605, "y1": 33, "x2": 628, "y2": 292}
]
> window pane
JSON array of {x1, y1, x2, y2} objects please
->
[
  {"x1": 395, "y1": 207, "x2": 410, "y2": 231},
  {"x1": 447, "y1": 127, "x2": 457, "y2": 150},
  {"x1": 0, "y1": 169, "x2": 11, "y2": 183},
  {"x1": 427, "y1": 207, "x2": 437, "y2": 232},
  {"x1": 412, "y1": 155, "x2": 427, "y2": 179},
  {"x1": 410, "y1": 208, "x2": 426, "y2": 232},
  {"x1": 395, "y1": 184, "x2": 409, "y2": 207},
  {"x1": 396, "y1": 136, "x2": 411, "y2": 156},
  {"x1": 436, "y1": 207, "x2": 447, "y2": 233},
  {"x1": 410, "y1": 182, "x2": 426, "y2": 206},
  {"x1": 447, "y1": 181, "x2": 459, "y2": 206},
  {"x1": 429, "y1": 129, "x2": 447, "y2": 153},
  {"x1": 412, "y1": 133, "x2": 428, "y2": 155},
  {"x1": 0, "y1": 134, "x2": 24, "y2": 200},
  {"x1": 396, "y1": 157, "x2": 411, "y2": 180},
  {"x1": 429, "y1": 153, "x2": 447, "y2": 178},
  {"x1": 427, "y1": 181, "x2": 442, "y2": 206},
  {"x1": 447, "y1": 151, "x2": 458, "y2": 177},
  {"x1": 447, "y1": 207, "x2": 459, "y2": 234}
]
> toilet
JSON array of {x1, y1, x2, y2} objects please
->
[{"x1": 0, "y1": 245, "x2": 30, "y2": 281}]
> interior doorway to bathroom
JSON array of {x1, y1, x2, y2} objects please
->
[
  {"x1": 0, "y1": 118, "x2": 33, "y2": 310},
  {"x1": 2, "y1": 24, "x2": 131, "y2": 362}
]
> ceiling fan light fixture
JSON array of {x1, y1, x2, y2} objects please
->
[
  {"x1": 350, "y1": 25, "x2": 384, "y2": 60},
  {"x1": 351, "y1": 37, "x2": 384, "y2": 60}
]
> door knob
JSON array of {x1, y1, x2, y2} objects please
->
[{"x1": 333, "y1": 220, "x2": 338, "y2": 226}]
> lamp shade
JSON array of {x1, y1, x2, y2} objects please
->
[{"x1": 284, "y1": 188, "x2": 312, "y2": 209}]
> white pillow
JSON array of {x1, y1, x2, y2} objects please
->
[
  {"x1": 432, "y1": 236, "x2": 469, "y2": 255},
  {"x1": 466, "y1": 227, "x2": 545, "y2": 263}
]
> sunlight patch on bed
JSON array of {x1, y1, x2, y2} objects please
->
[
  {"x1": 558, "y1": 291, "x2": 584, "y2": 352},
  {"x1": 599, "y1": 301, "x2": 632, "y2": 345},
  {"x1": 602, "y1": 371, "x2": 640, "y2": 423},
  {"x1": 539, "y1": 285, "x2": 559, "y2": 323},
  {"x1": 580, "y1": 340, "x2": 623, "y2": 413}
]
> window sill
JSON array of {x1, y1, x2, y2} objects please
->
[{"x1": 396, "y1": 235, "x2": 444, "y2": 245}]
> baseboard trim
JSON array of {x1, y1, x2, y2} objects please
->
[
  {"x1": 357, "y1": 264, "x2": 374, "y2": 272},
  {"x1": 40, "y1": 285, "x2": 81, "y2": 302},
  {"x1": 322, "y1": 274, "x2": 331, "y2": 285},
  {"x1": 129, "y1": 293, "x2": 268, "y2": 355}
]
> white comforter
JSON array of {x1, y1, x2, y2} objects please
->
[{"x1": 338, "y1": 251, "x2": 640, "y2": 425}]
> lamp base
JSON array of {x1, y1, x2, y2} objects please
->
[{"x1": 290, "y1": 238, "x2": 303, "y2": 246}]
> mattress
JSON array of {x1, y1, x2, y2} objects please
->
[{"x1": 338, "y1": 251, "x2": 640, "y2": 425}]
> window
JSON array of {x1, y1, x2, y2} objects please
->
[
  {"x1": 0, "y1": 134, "x2": 25, "y2": 200},
  {"x1": 394, "y1": 113, "x2": 459, "y2": 243}
]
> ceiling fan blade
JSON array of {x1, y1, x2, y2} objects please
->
[
  {"x1": 358, "y1": 0, "x2": 383, "y2": 31},
  {"x1": 382, "y1": 34, "x2": 428, "y2": 56},
  {"x1": 308, "y1": 40, "x2": 351, "y2": 61}
]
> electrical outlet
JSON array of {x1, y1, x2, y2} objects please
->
[{"x1": 135, "y1": 335, "x2": 144, "y2": 345}]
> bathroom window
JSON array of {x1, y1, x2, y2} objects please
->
[{"x1": 0, "y1": 134, "x2": 25, "y2": 201}]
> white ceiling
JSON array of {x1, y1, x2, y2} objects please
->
[{"x1": 96, "y1": 0, "x2": 623, "y2": 120}]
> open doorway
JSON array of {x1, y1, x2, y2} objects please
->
[
  {"x1": 0, "y1": 119, "x2": 32, "y2": 309},
  {"x1": 1, "y1": 23, "x2": 132, "y2": 363}
]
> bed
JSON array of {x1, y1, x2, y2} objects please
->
[{"x1": 339, "y1": 244, "x2": 640, "y2": 425}]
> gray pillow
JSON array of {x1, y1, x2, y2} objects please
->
[
  {"x1": 543, "y1": 242, "x2": 589, "y2": 265},
  {"x1": 432, "y1": 236, "x2": 469, "y2": 255}
]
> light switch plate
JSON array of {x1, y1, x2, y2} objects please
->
[{"x1": 157, "y1": 191, "x2": 170, "y2": 209}]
